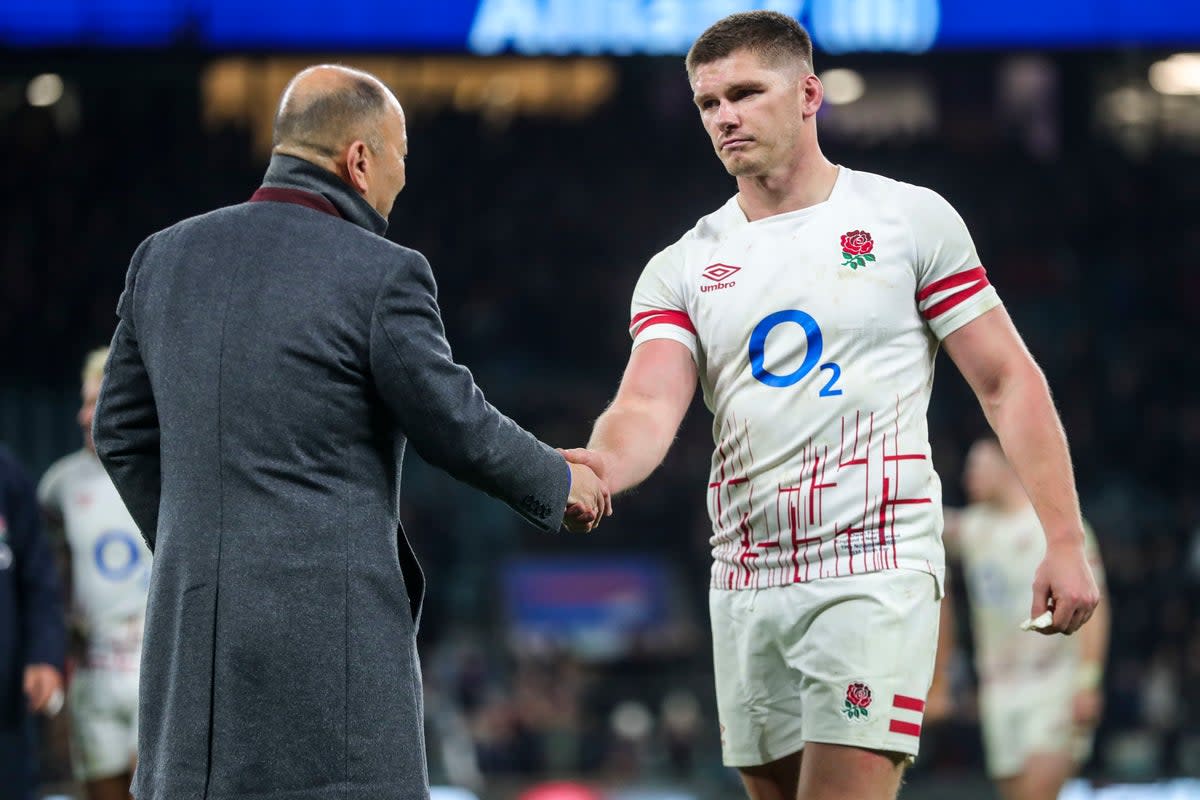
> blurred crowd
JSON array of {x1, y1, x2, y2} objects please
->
[{"x1": 0, "y1": 51, "x2": 1196, "y2": 796}]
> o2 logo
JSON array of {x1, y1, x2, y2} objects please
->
[
  {"x1": 748, "y1": 310, "x2": 843, "y2": 396},
  {"x1": 93, "y1": 530, "x2": 143, "y2": 582}
]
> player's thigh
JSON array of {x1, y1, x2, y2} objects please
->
[
  {"x1": 84, "y1": 773, "x2": 133, "y2": 800},
  {"x1": 737, "y1": 750, "x2": 803, "y2": 800},
  {"x1": 783, "y1": 570, "x2": 941, "y2": 759},
  {"x1": 710, "y1": 588, "x2": 807, "y2": 768},
  {"x1": 995, "y1": 752, "x2": 1076, "y2": 800},
  {"x1": 796, "y1": 741, "x2": 907, "y2": 800}
]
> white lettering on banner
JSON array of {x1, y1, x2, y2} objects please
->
[
  {"x1": 809, "y1": 0, "x2": 939, "y2": 54},
  {"x1": 469, "y1": 0, "x2": 811, "y2": 56}
]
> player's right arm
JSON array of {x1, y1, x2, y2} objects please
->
[
  {"x1": 562, "y1": 243, "x2": 699, "y2": 494},
  {"x1": 563, "y1": 339, "x2": 697, "y2": 495}
]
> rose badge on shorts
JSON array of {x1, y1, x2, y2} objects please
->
[
  {"x1": 843, "y1": 681, "x2": 873, "y2": 721},
  {"x1": 840, "y1": 230, "x2": 876, "y2": 270}
]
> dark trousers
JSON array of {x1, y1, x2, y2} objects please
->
[{"x1": 0, "y1": 718, "x2": 36, "y2": 800}]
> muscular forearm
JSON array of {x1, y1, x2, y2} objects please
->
[
  {"x1": 979, "y1": 363, "x2": 1083, "y2": 545},
  {"x1": 588, "y1": 402, "x2": 678, "y2": 494}
]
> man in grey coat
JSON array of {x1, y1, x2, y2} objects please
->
[{"x1": 93, "y1": 65, "x2": 609, "y2": 800}]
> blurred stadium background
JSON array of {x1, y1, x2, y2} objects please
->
[{"x1": 2, "y1": 1, "x2": 1199, "y2": 798}]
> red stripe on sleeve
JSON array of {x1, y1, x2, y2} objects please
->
[
  {"x1": 916, "y1": 266, "x2": 987, "y2": 302},
  {"x1": 630, "y1": 309, "x2": 696, "y2": 336},
  {"x1": 889, "y1": 720, "x2": 922, "y2": 737},
  {"x1": 893, "y1": 695, "x2": 926, "y2": 713},
  {"x1": 921, "y1": 280, "x2": 989, "y2": 321}
]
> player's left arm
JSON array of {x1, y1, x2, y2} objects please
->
[{"x1": 942, "y1": 307, "x2": 1099, "y2": 635}]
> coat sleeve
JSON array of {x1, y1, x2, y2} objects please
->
[
  {"x1": 2, "y1": 450, "x2": 65, "y2": 671},
  {"x1": 369, "y1": 250, "x2": 571, "y2": 531},
  {"x1": 94, "y1": 238, "x2": 162, "y2": 551}
]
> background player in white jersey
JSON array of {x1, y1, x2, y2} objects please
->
[
  {"x1": 928, "y1": 437, "x2": 1109, "y2": 800},
  {"x1": 39, "y1": 347, "x2": 151, "y2": 800},
  {"x1": 560, "y1": 10, "x2": 1099, "y2": 800}
]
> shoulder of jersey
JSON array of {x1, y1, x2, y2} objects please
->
[
  {"x1": 39, "y1": 450, "x2": 93, "y2": 496},
  {"x1": 675, "y1": 195, "x2": 743, "y2": 247},
  {"x1": 840, "y1": 167, "x2": 936, "y2": 207}
]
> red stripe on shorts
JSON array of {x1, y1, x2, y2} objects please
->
[
  {"x1": 892, "y1": 694, "x2": 925, "y2": 713},
  {"x1": 889, "y1": 720, "x2": 922, "y2": 737}
]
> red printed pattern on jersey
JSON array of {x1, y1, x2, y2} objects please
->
[{"x1": 710, "y1": 402, "x2": 933, "y2": 589}]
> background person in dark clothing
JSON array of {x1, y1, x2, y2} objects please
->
[{"x1": 0, "y1": 444, "x2": 66, "y2": 800}]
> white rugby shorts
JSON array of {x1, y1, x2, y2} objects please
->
[
  {"x1": 68, "y1": 667, "x2": 139, "y2": 781},
  {"x1": 709, "y1": 569, "x2": 940, "y2": 767},
  {"x1": 979, "y1": 664, "x2": 1094, "y2": 778}
]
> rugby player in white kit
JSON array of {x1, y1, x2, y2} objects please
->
[
  {"x1": 560, "y1": 11, "x2": 1099, "y2": 800},
  {"x1": 40, "y1": 348, "x2": 151, "y2": 800},
  {"x1": 930, "y1": 438, "x2": 1109, "y2": 800}
]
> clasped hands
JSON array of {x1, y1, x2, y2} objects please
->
[{"x1": 560, "y1": 448, "x2": 613, "y2": 533}]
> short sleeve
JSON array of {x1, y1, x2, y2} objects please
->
[
  {"x1": 909, "y1": 188, "x2": 1002, "y2": 340},
  {"x1": 629, "y1": 245, "x2": 698, "y2": 364}
]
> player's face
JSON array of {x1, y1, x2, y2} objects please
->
[
  {"x1": 79, "y1": 375, "x2": 101, "y2": 453},
  {"x1": 368, "y1": 103, "x2": 408, "y2": 218},
  {"x1": 963, "y1": 441, "x2": 1006, "y2": 504},
  {"x1": 690, "y1": 50, "x2": 808, "y2": 177}
]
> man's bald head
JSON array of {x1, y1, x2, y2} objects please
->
[
  {"x1": 271, "y1": 65, "x2": 410, "y2": 218},
  {"x1": 272, "y1": 65, "x2": 394, "y2": 157}
]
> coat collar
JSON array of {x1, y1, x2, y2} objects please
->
[{"x1": 255, "y1": 153, "x2": 389, "y2": 237}]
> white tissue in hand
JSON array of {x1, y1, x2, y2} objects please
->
[{"x1": 1020, "y1": 610, "x2": 1054, "y2": 631}]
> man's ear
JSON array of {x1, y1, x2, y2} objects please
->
[
  {"x1": 801, "y1": 73, "x2": 824, "y2": 118},
  {"x1": 344, "y1": 140, "x2": 371, "y2": 195}
]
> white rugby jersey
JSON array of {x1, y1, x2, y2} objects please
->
[
  {"x1": 39, "y1": 449, "x2": 151, "y2": 669},
  {"x1": 948, "y1": 504, "x2": 1103, "y2": 683},
  {"x1": 630, "y1": 167, "x2": 1001, "y2": 590}
]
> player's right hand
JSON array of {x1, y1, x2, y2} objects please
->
[{"x1": 1029, "y1": 538, "x2": 1100, "y2": 636}]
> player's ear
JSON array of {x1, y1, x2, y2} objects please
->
[{"x1": 802, "y1": 72, "x2": 824, "y2": 118}]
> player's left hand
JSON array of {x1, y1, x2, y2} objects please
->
[
  {"x1": 1029, "y1": 538, "x2": 1100, "y2": 636},
  {"x1": 23, "y1": 663, "x2": 63, "y2": 713},
  {"x1": 1072, "y1": 687, "x2": 1103, "y2": 728}
]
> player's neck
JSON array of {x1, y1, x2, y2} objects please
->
[{"x1": 735, "y1": 153, "x2": 838, "y2": 222}]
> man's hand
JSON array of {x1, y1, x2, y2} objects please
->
[
  {"x1": 564, "y1": 460, "x2": 612, "y2": 533},
  {"x1": 1030, "y1": 539, "x2": 1100, "y2": 635},
  {"x1": 23, "y1": 663, "x2": 63, "y2": 713}
]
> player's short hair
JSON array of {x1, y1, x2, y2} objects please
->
[
  {"x1": 686, "y1": 11, "x2": 814, "y2": 78},
  {"x1": 82, "y1": 347, "x2": 108, "y2": 384},
  {"x1": 272, "y1": 67, "x2": 389, "y2": 156}
]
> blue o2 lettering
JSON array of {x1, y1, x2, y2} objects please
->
[
  {"x1": 93, "y1": 530, "x2": 141, "y2": 581},
  {"x1": 749, "y1": 310, "x2": 843, "y2": 396}
]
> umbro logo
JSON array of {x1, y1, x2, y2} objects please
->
[{"x1": 701, "y1": 263, "x2": 740, "y2": 293}]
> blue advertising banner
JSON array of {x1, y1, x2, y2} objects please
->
[{"x1": 2, "y1": 0, "x2": 1198, "y2": 53}]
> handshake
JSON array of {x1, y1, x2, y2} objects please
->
[{"x1": 560, "y1": 448, "x2": 613, "y2": 533}]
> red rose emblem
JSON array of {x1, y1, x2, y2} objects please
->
[
  {"x1": 840, "y1": 230, "x2": 873, "y2": 256},
  {"x1": 846, "y1": 682, "x2": 872, "y2": 709}
]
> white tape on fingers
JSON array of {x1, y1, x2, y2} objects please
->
[{"x1": 45, "y1": 687, "x2": 64, "y2": 717}]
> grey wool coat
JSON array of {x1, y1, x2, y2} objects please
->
[{"x1": 93, "y1": 154, "x2": 572, "y2": 800}]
